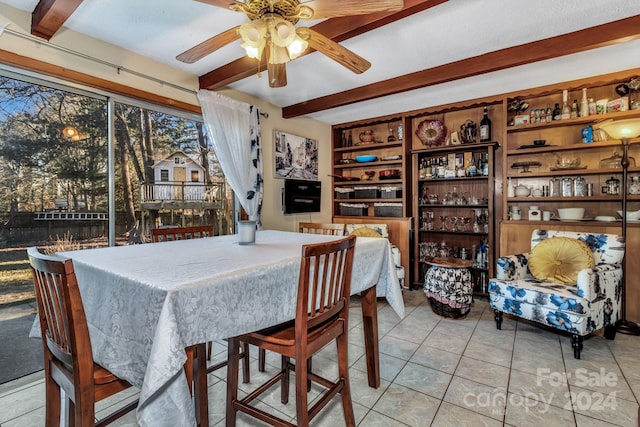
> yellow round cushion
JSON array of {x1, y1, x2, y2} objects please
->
[
  {"x1": 350, "y1": 227, "x2": 382, "y2": 238},
  {"x1": 529, "y1": 237, "x2": 595, "y2": 284}
]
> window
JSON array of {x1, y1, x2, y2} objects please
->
[
  {"x1": 160, "y1": 169, "x2": 169, "y2": 181},
  {"x1": 174, "y1": 157, "x2": 181, "y2": 164},
  {"x1": 191, "y1": 170, "x2": 199, "y2": 182}
]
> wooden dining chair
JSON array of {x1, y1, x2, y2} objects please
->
[
  {"x1": 298, "y1": 222, "x2": 346, "y2": 236},
  {"x1": 150, "y1": 225, "x2": 251, "y2": 383},
  {"x1": 226, "y1": 235, "x2": 357, "y2": 427},
  {"x1": 151, "y1": 224, "x2": 214, "y2": 242},
  {"x1": 256, "y1": 221, "x2": 347, "y2": 373},
  {"x1": 28, "y1": 247, "x2": 138, "y2": 427}
]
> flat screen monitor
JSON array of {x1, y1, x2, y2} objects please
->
[{"x1": 283, "y1": 179, "x2": 321, "y2": 214}]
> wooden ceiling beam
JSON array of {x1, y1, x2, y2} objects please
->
[
  {"x1": 31, "y1": 0, "x2": 84, "y2": 40},
  {"x1": 198, "y1": 0, "x2": 447, "y2": 90},
  {"x1": 282, "y1": 15, "x2": 640, "y2": 118}
]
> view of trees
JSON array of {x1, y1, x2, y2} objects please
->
[{"x1": 0, "y1": 74, "x2": 232, "y2": 244}]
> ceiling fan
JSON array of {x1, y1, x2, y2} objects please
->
[{"x1": 177, "y1": 0, "x2": 404, "y2": 87}]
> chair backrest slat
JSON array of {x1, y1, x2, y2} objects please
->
[{"x1": 151, "y1": 225, "x2": 214, "y2": 242}]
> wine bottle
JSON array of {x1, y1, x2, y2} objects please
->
[
  {"x1": 552, "y1": 103, "x2": 561, "y2": 121},
  {"x1": 545, "y1": 105, "x2": 552, "y2": 122},
  {"x1": 480, "y1": 107, "x2": 491, "y2": 142}
]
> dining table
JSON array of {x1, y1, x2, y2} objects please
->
[{"x1": 52, "y1": 229, "x2": 404, "y2": 427}]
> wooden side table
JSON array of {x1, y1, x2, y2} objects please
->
[{"x1": 424, "y1": 257, "x2": 473, "y2": 318}]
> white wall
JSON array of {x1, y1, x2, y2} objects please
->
[{"x1": 0, "y1": 5, "x2": 333, "y2": 232}]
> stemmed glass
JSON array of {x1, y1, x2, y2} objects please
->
[
  {"x1": 460, "y1": 216, "x2": 470, "y2": 231},
  {"x1": 449, "y1": 216, "x2": 459, "y2": 232},
  {"x1": 439, "y1": 215, "x2": 448, "y2": 231}
]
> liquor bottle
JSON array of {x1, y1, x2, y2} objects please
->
[
  {"x1": 482, "y1": 153, "x2": 489, "y2": 176},
  {"x1": 467, "y1": 153, "x2": 477, "y2": 176},
  {"x1": 545, "y1": 105, "x2": 552, "y2": 122},
  {"x1": 571, "y1": 99, "x2": 579, "y2": 118},
  {"x1": 479, "y1": 107, "x2": 491, "y2": 142},
  {"x1": 552, "y1": 103, "x2": 561, "y2": 120},
  {"x1": 347, "y1": 130, "x2": 353, "y2": 147},
  {"x1": 561, "y1": 90, "x2": 571, "y2": 120},
  {"x1": 580, "y1": 88, "x2": 589, "y2": 117}
]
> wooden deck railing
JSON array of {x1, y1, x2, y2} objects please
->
[{"x1": 140, "y1": 182, "x2": 225, "y2": 203}]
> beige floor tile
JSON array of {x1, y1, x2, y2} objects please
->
[
  {"x1": 378, "y1": 334, "x2": 420, "y2": 360},
  {"x1": 410, "y1": 343, "x2": 461, "y2": 374},
  {"x1": 569, "y1": 383, "x2": 639, "y2": 427},
  {"x1": 443, "y1": 376, "x2": 507, "y2": 421},
  {"x1": 372, "y1": 383, "x2": 440, "y2": 427},
  {"x1": 504, "y1": 392, "x2": 576, "y2": 427},
  {"x1": 358, "y1": 409, "x2": 410, "y2": 426},
  {"x1": 455, "y1": 356, "x2": 511, "y2": 389},
  {"x1": 393, "y1": 361, "x2": 452, "y2": 399},
  {"x1": 432, "y1": 401, "x2": 503, "y2": 427},
  {"x1": 508, "y1": 368, "x2": 571, "y2": 409}
]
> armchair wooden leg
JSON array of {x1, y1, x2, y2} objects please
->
[
  {"x1": 571, "y1": 334, "x2": 583, "y2": 359},
  {"x1": 494, "y1": 310, "x2": 503, "y2": 330},
  {"x1": 258, "y1": 348, "x2": 266, "y2": 372}
]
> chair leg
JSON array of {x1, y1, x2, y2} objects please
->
[
  {"x1": 306, "y1": 358, "x2": 312, "y2": 392},
  {"x1": 241, "y1": 342, "x2": 251, "y2": 384},
  {"x1": 295, "y1": 357, "x2": 310, "y2": 427},
  {"x1": 337, "y1": 332, "x2": 356, "y2": 427},
  {"x1": 207, "y1": 341, "x2": 213, "y2": 361},
  {"x1": 226, "y1": 338, "x2": 240, "y2": 427},
  {"x1": 604, "y1": 324, "x2": 617, "y2": 340},
  {"x1": 281, "y1": 355, "x2": 290, "y2": 404},
  {"x1": 571, "y1": 334, "x2": 583, "y2": 359},
  {"x1": 494, "y1": 309, "x2": 503, "y2": 330},
  {"x1": 44, "y1": 373, "x2": 61, "y2": 427},
  {"x1": 258, "y1": 348, "x2": 266, "y2": 372}
]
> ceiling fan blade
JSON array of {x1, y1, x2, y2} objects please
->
[
  {"x1": 297, "y1": 28, "x2": 370, "y2": 74},
  {"x1": 176, "y1": 26, "x2": 241, "y2": 63},
  {"x1": 300, "y1": 0, "x2": 404, "y2": 18}
]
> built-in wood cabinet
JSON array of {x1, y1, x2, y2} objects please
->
[
  {"x1": 408, "y1": 103, "x2": 502, "y2": 292},
  {"x1": 331, "y1": 115, "x2": 413, "y2": 284}
]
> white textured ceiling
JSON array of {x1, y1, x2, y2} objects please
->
[{"x1": 2, "y1": 0, "x2": 640, "y2": 124}]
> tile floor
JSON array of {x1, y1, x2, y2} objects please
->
[{"x1": 1, "y1": 291, "x2": 639, "y2": 426}]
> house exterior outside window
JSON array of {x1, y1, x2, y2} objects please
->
[
  {"x1": 160, "y1": 169, "x2": 169, "y2": 181},
  {"x1": 191, "y1": 170, "x2": 199, "y2": 182}
]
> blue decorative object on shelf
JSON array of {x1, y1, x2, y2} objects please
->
[{"x1": 355, "y1": 155, "x2": 377, "y2": 163}]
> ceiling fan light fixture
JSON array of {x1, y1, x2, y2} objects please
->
[
  {"x1": 286, "y1": 34, "x2": 307, "y2": 59},
  {"x1": 269, "y1": 18, "x2": 296, "y2": 47},
  {"x1": 239, "y1": 20, "x2": 267, "y2": 45}
]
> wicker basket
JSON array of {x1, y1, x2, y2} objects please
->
[{"x1": 428, "y1": 297, "x2": 470, "y2": 319}]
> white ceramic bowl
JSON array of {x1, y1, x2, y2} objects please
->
[
  {"x1": 558, "y1": 207, "x2": 585, "y2": 220},
  {"x1": 617, "y1": 210, "x2": 640, "y2": 220}
]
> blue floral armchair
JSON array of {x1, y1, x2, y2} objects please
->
[{"x1": 488, "y1": 229, "x2": 625, "y2": 359}]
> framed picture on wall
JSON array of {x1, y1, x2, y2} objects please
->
[{"x1": 274, "y1": 129, "x2": 318, "y2": 180}]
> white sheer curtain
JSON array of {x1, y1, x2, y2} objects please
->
[{"x1": 197, "y1": 90, "x2": 263, "y2": 223}]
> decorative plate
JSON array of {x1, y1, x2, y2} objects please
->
[{"x1": 415, "y1": 119, "x2": 446, "y2": 146}]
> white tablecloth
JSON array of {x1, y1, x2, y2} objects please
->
[{"x1": 57, "y1": 230, "x2": 403, "y2": 427}]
